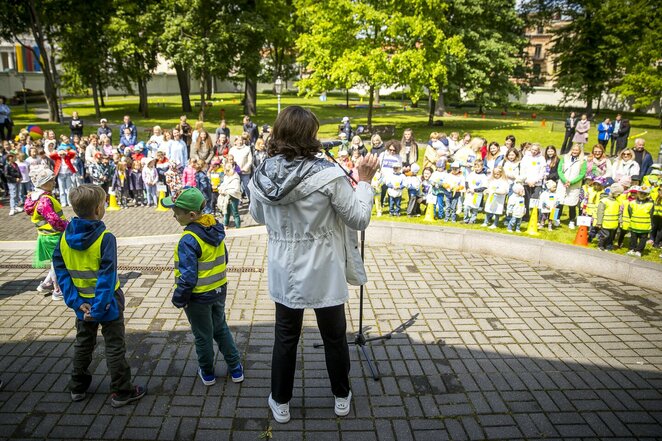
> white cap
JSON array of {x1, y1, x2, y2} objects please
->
[
  {"x1": 410, "y1": 163, "x2": 420, "y2": 174},
  {"x1": 30, "y1": 167, "x2": 55, "y2": 188},
  {"x1": 342, "y1": 116, "x2": 349, "y2": 122}
]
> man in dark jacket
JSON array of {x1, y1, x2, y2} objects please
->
[
  {"x1": 632, "y1": 138, "x2": 653, "y2": 182},
  {"x1": 243, "y1": 116, "x2": 259, "y2": 145},
  {"x1": 561, "y1": 111, "x2": 577, "y2": 155},
  {"x1": 119, "y1": 115, "x2": 137, "y2": 146},
  {"x1": 614, "y1": 118, "x2": 631, "y2": 154},
  {"x1": 97, "y1": 118, "x2": 113, "y2": 142}
]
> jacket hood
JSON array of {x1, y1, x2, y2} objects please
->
[
  {"x1": 65, "y1": 218, "x2": 107, "y2": 250},
  {"x1": 185, "y1": 215, "x2": 225, "y2": 247},
  {"x1": 250, "y1": 154, "x2": 340, "y2": 204}
]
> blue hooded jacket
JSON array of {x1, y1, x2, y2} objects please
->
[
  {"x1": 53, "y1": 218, "x2": 123, "y2": 322},
  {"x1": 173, "y1": 217, "x2": 228, "y2": 308}
]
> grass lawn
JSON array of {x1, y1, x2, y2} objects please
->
[{"x1": 8, "y1": 93, "x2": 662, "y2": 264}]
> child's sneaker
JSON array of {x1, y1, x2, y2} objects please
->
[
  {"x1": 488, "y1": 224, "x2": 497, "y2": 229},
  {"x1": 334, "y1": 390, "x2": 352, "y2": 417},
  {"x1": 230, "y1": 363, "x2": 244, "y2": 383},
  {"x1": 507, "y1": 228, "x2": 513, "y2": 233},
  {"x1": 110, "y1": 385, "x2": 146, "y2": 408},
  {"x1": 634, "y1": 251, "x2": 642, "y2": 257},
  {"x1": 37, "y1": 282, "x2": 53, "y2": 293},
  {"x1": 52, "y1": 289, "x2": 63, "y2": 301},
  {"x1": 568, "y1": 221, "x2": 576, "y2": 230},
  {"x1": 268, "y1": 393, "x2": 290, "y2": 423},
  {"x1": 8, "y1": 209, "x2": 15, "y2": 216},
  {"x1": 71, "y1": 391, "x2": 86, "y2": 402},
  {"x1": 516, "y1": 229, "x2": 521, "y2": 233},
  {"x1": 626, "y1": 250, "x2": 635, "y2": 256},
  {"x1": 198, "y1": 367, "x2": 216, "y2": 386},
  {"x1": 481, "y1": 222, "x2": 488, "y2": 227}
]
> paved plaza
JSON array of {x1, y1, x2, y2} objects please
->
[{"x1": 0, "y1": 210, "x2": 661, "y2": 440}]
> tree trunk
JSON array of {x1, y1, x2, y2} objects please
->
[
  {"x1": 346, "y1": 89, "x2": 349, "y2": 108},
  {"x1": 243, "y1": 75, "x2": 257, "y2": 116},
  {"x1": 367, "y1": 85, "x2": 374, "y2": 127},
  {"x1": 585, "y1": 93, "x2": 593, "y2": 116},
  {"x1": 205, "y1": 74, "x2": 212, "y2": 100},
  {"x1": 91, "y1": 75, "x2": 101, "y2": 119},
  {"x1": 199, "y1": 74, "x2": 206, "y2": 121},
  {"x1": 435, "y1": 91, "x2": 446, "y2": 116},
  {"x1": 174, "y1": 63, "x2": 192, "y2": 113},
  {"x1": 138, "y1": 79, "x2": 149, "y2": 118},
  {"x1": 100, "y1": 90, "x2": 106, "y2": 107},
  {"x1": 428, "y1": 93, "x2": 435, "y2": 126}
]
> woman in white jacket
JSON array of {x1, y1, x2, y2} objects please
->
[
  {"x1": 519, "y1": 143, "x2": 546, "y2": 220},
  {"x1": 612, "y1": 148, "x2": 639, "y2": 184},
  {"x1": 249, "y1": 106, "x2": 379, "y2": 424}
]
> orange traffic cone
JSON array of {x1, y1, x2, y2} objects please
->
[
  {"x1": 526, "y1": 206, "x2": 540, "y2": 236},
  {"x1": 156, "y1": 190, "x2": 169, "y2": 212},
  {"x1": 573, "y1": 225, "x2": 589, "y2": 246},
  {"x1": 107, "y1": 192, "x2": 121, "y2": 211}
]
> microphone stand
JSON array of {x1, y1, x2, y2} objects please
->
[{"x1": 314, "y1": 146, "x2": 417, "y2": 381}]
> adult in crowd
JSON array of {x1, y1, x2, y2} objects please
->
[
  {"x1": 249, "y1": 105, "x2": 379, "y2": 424},
  {"x1": 190, "y1": 130, "x2": 214, "y2": 164},
  {"x1": 229, "y1": 135, "x2": 253, "y2": 200},
  {"x1": 571, "y1": 113, "x2": 590, "y2": 149},
  {"x1": 377, "y1": 141, "x2": 402, "y2": 207},
  {"x1": 169, "y1": 128, "x2": 188, "y2": 167},
  {"x1": 544, "y1": 145, "x2": 560, "y2": 182},
  {"x1": 609, "y1": 114, "x2": 622, "y2": 156},
  {"x1": 69, "y1": 111, "x2": 83, "y2": 141},
  {"x1": 632, "y1": 138, "x2": 653, "y2": 181},
  {"x1": 612, "y1": 148, "x2": 640, "y2": 184},
  {"x1": 556, "y1": 144, "x2": 587, "y2": 229},
  {"x1": 484, "y1": 141, "x2": 504, "y2": 176},
  {"x1": 340, "y1": 116, "x2": 352, "y2": 140},
  {"x1": 97, "y1": 118, "x2": 112, "y2": 142},
  {"x1": 561, "y1": 111, "x2": 577, "y2": 155},
  {"x1": 243, "y1": 115, "x2": 259, "y2": 145},
  {"x1": 176, "y1": 115, "x2": 192, "y2": 149},
  {"x1": 597, "y1": 117, "x2": 613, "y2": 148},
  {"x1": 585, "y1": 144, "x2": 613, "y2": 180},
  {"x1": 348, "y1": 135, "x2": 368, "y2": 157},
  {"x1": 614, "y1": 117, "x2": 630, "y2": 154},
  {"x1": 215, "y1": 119, "x2": 230, "y2": 141},
  {"x1": 84, "y1": 134, "x2": 101, "y2": 165},
  {"x1": 191, "y1": 121, "x2": 204, "y2": 147},
  {"x1": 147, "y1": 125, "x2": 164, "y2": 153},
  {"x1": 119, "y1": 115, "x2": 137, "y2": 146},
  {"x1": 50, "y1": 142, "x2": 77, "y2": 207},
  {"x1": 0, "y1": 97, "x2": 13, "y2": 141},
  {"x1": 369, "y1": 134, "x2": 385, "y2": 158},
  {"x1": 400, "y1": 128, "x2": 418, "y2": 173},
  {"x1": 215, "y1": 133, "x2": 230, "y2": 157}
]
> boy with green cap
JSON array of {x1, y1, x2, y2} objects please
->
[{"x1": 162, "y1": 187, "x2": 244, "y2": 385}]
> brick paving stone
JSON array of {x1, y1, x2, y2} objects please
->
[{"x1": 0, "y1": 236, "x2": 660, "y2": 439}]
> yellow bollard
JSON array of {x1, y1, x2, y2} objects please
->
[
  {"x1": 424, "y1": 201, "x2": 435, "y2": 222},
  {"x1": 156, "y1": 190, "x2": 169, "y2": 212},
  {"x1": 526, "y1": 205, "x2": 540, "y2": 236},
  {"x1": 107, "y1": 192, "x2": 121, "y2": 211}
]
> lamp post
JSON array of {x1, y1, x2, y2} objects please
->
[
  {"x1": 274, "y1": 76, "x2": 283, "y2": 114},
  {"x1": 19, "y1": 74, "x2": 27, "y2": 112}
]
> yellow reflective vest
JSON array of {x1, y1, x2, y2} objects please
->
[
  {"x1": 600, "y1": 197, "x2": 620, "y2": 230},
  {"x1": 31, "y1": 194, "x2": 66, "y2": 236},
  {"x1": 59, "y1": 230, "x2": 120, "y2": 299},
  {"x1": 628, "y1": 200, "x2": 653, "y2": 233},
  {"x1": 174, "y1": 231, "x2": 227, "y2": 294},
  {"x1": 585, "y1": 186, "x2": 602, "y2": 218}
]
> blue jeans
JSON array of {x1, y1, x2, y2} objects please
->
[
  {"x1": 484, "y1": 213, "x2": 500, "y2": 226},
  {"x1": 7, "y1": 182, "x2": 19, "y2": 210},
  {"x1": 508, "y1": 217, "x2": 522, "y2": 231},
  {"x1": 58, "y1": 173, "x2": 73, "y2": 206},
  {"x1": 464, "y1": 207, "x2": 478, "y2": 223},
  {"x1": 239, "y1": 173, "x2": 251, "y2": 201},
  {"x1": 20, "y1": 182, "x2": 32, "y2": 203},
  {"x1": 146, "y1": 185, "x2": 157, "y2": 206},
  {"x1": 183, "y1": 288, "x2": 241, "y2": 375},
  {"x1": 389, "y1": 196, "x2": 401, "y2": 215},
  {"x1": 434, "y1": 194, "x2": 445, "y2": 219},
  {"x1": 444, "y1": 194, "x2": 460, "y2": 221}
]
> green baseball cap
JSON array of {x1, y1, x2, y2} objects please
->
[{"x1": 161, "y1": 187, "x2": 206, "y2": 211}]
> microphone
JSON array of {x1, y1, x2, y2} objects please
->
[{"x1": 321, "y1": 140, "x2": 342, "y2": 150}]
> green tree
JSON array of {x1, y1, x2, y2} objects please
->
[
  {"x1": 259, "y1": 0, "x2": 300, "y2": 85},
  {"x1": 0, "y1": 0, "x2": 64, "y2": 122}
]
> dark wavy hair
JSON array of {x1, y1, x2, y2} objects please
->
[{"x1": 267, "y1": 106, "x2": 322, "y2": 160}]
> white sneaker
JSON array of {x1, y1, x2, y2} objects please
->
[
  {"x1": 334, "y1": 390, "x2": 352, "y2": 417},
  {"x1": 626, "y1": 250, "x2": 634, "y2": 256},
  {"x1": 52, "y1": 290, "x2": 63, "y2": 301},
  {"x1": 489, "y1": 224, "x2": 497, "y2": 229},
  {"x1": 15, "y1": 207, "x2": 23, "y2": 213},
  {"x1": 554, "y1": 220, "x2": 560, "y2": 227},
  {"x1": 8, "y1": 209, "x2": 15, "y2": 216},
  {"x1": 634, "y1": 251, "x2": 641, "y2": 257},
  {"x1": 268, "y1": 394, "x2": 290, "y2": 424},
  {"x1": 568, "y1": 222, "x2": 575, "y2": 230},
  {"x1": 37, "y1": 282, "x2": 53, "y2": 293}
]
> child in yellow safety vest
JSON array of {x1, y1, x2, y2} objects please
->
[
  {"x1": 596, "y1": 183, "x2": 624, "y2": 251},
  {"x1": 162, "y1": 187, "x2": 244, "y2": 386},
  {"x1": 616, "y1": 189, "x2": 635, "y2": 249},
  {"x1": 23, "y1": 167, "x2": 69, "y2": 300},
  {"x1": 651, "y1": 179, "x2": 662, "y2": 248},
  {"x1": 52, "y1": 184, "x2": 146, "y2": 407},
  {"x1": 626, "y1": 186, "x2": 654, "y2": 257},
  {"x1": 582, "y1": 176, "x2": 606, "y2": 242}
]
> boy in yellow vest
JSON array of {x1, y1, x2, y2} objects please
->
[
  {"x1": 596, "y1": 183, "x2": 624, "y2": 251},
  {"x1": 162, "y1": 187, "x2": 244, "y2": 386},
  {"x1": 53, "y1": 184, "x2": 146, "y2": 407},
  {"x1": 626, "y1": 186, "x2": 654, "y2": 257}
]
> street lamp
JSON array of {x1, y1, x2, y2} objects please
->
[{"x1": 274, "y1": 76, "x2": 283, "y2": 114}]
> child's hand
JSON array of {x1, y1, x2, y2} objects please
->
[{"x1": 79, "y1": 303, "x2": 94, "y2": 321}]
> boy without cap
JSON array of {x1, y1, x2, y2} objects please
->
[
  {"x1": 52, "y1": 184, "x2": 145, "y2": 407},
  {"x1": 162, "y1": 187, "x2": 244, "y2": 386}
]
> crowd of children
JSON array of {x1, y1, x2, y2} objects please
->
[
  {"x1": 335, "y1": 129, "x2": 661, "y2": 259},
  {"x1": 0, "y1": 115, "x2": 270, "y2": 228}
]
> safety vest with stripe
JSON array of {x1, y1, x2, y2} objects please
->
[
  {"x1": 628, "y1": 201, "x2": 653, "y2": 233},
  {"x1": 585, "y1": 186, "x2": 602, "y2": 218},
  {"x1": 31, "y1": 194, "x2": 66, "y2": 235},
  {"x1": 59, "y1": 231, "x2": 120, "y2": 299},
  {"x1": 600, "y1": 197, "x2": 620, "y2": 230},
  {"x1": 174, "y1": 231, "x2": 227, "y2": 294},
  {"x1": 654, "y1": 199, "x2": 662, "y2": 217}
]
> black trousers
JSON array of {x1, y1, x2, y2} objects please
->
[
  {"x1": 69, "y1": 315, "x2": 133, "y2": 395},
  {"x1": 272, "y1": 303, "x2": 350, "y2": 403},
  {"x1": 561, "y1": 130, "x2": 574, "y2": 155},
  {"x1": 597, "y1": 228, "x2": 616, "y2": 249},
  {"x1": 630, "y1": 232, "x2": 648, "y2": 253},
  {"x1": 523, "y1": 185, "x2": 541, "y2": 221},
  {"x1": 651, "y1": 215, "x2": 662, "y2": 246}
]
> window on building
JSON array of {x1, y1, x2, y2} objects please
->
[
  {"x1": 1, "y1": 52, "x2": 10, "y2": 71},
  {"x1": 537, "y1": 25, "x2": 544, "y2": 34},
  {"x1": 534, "y1": 45, "x2": 543, "y2": 59}
]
